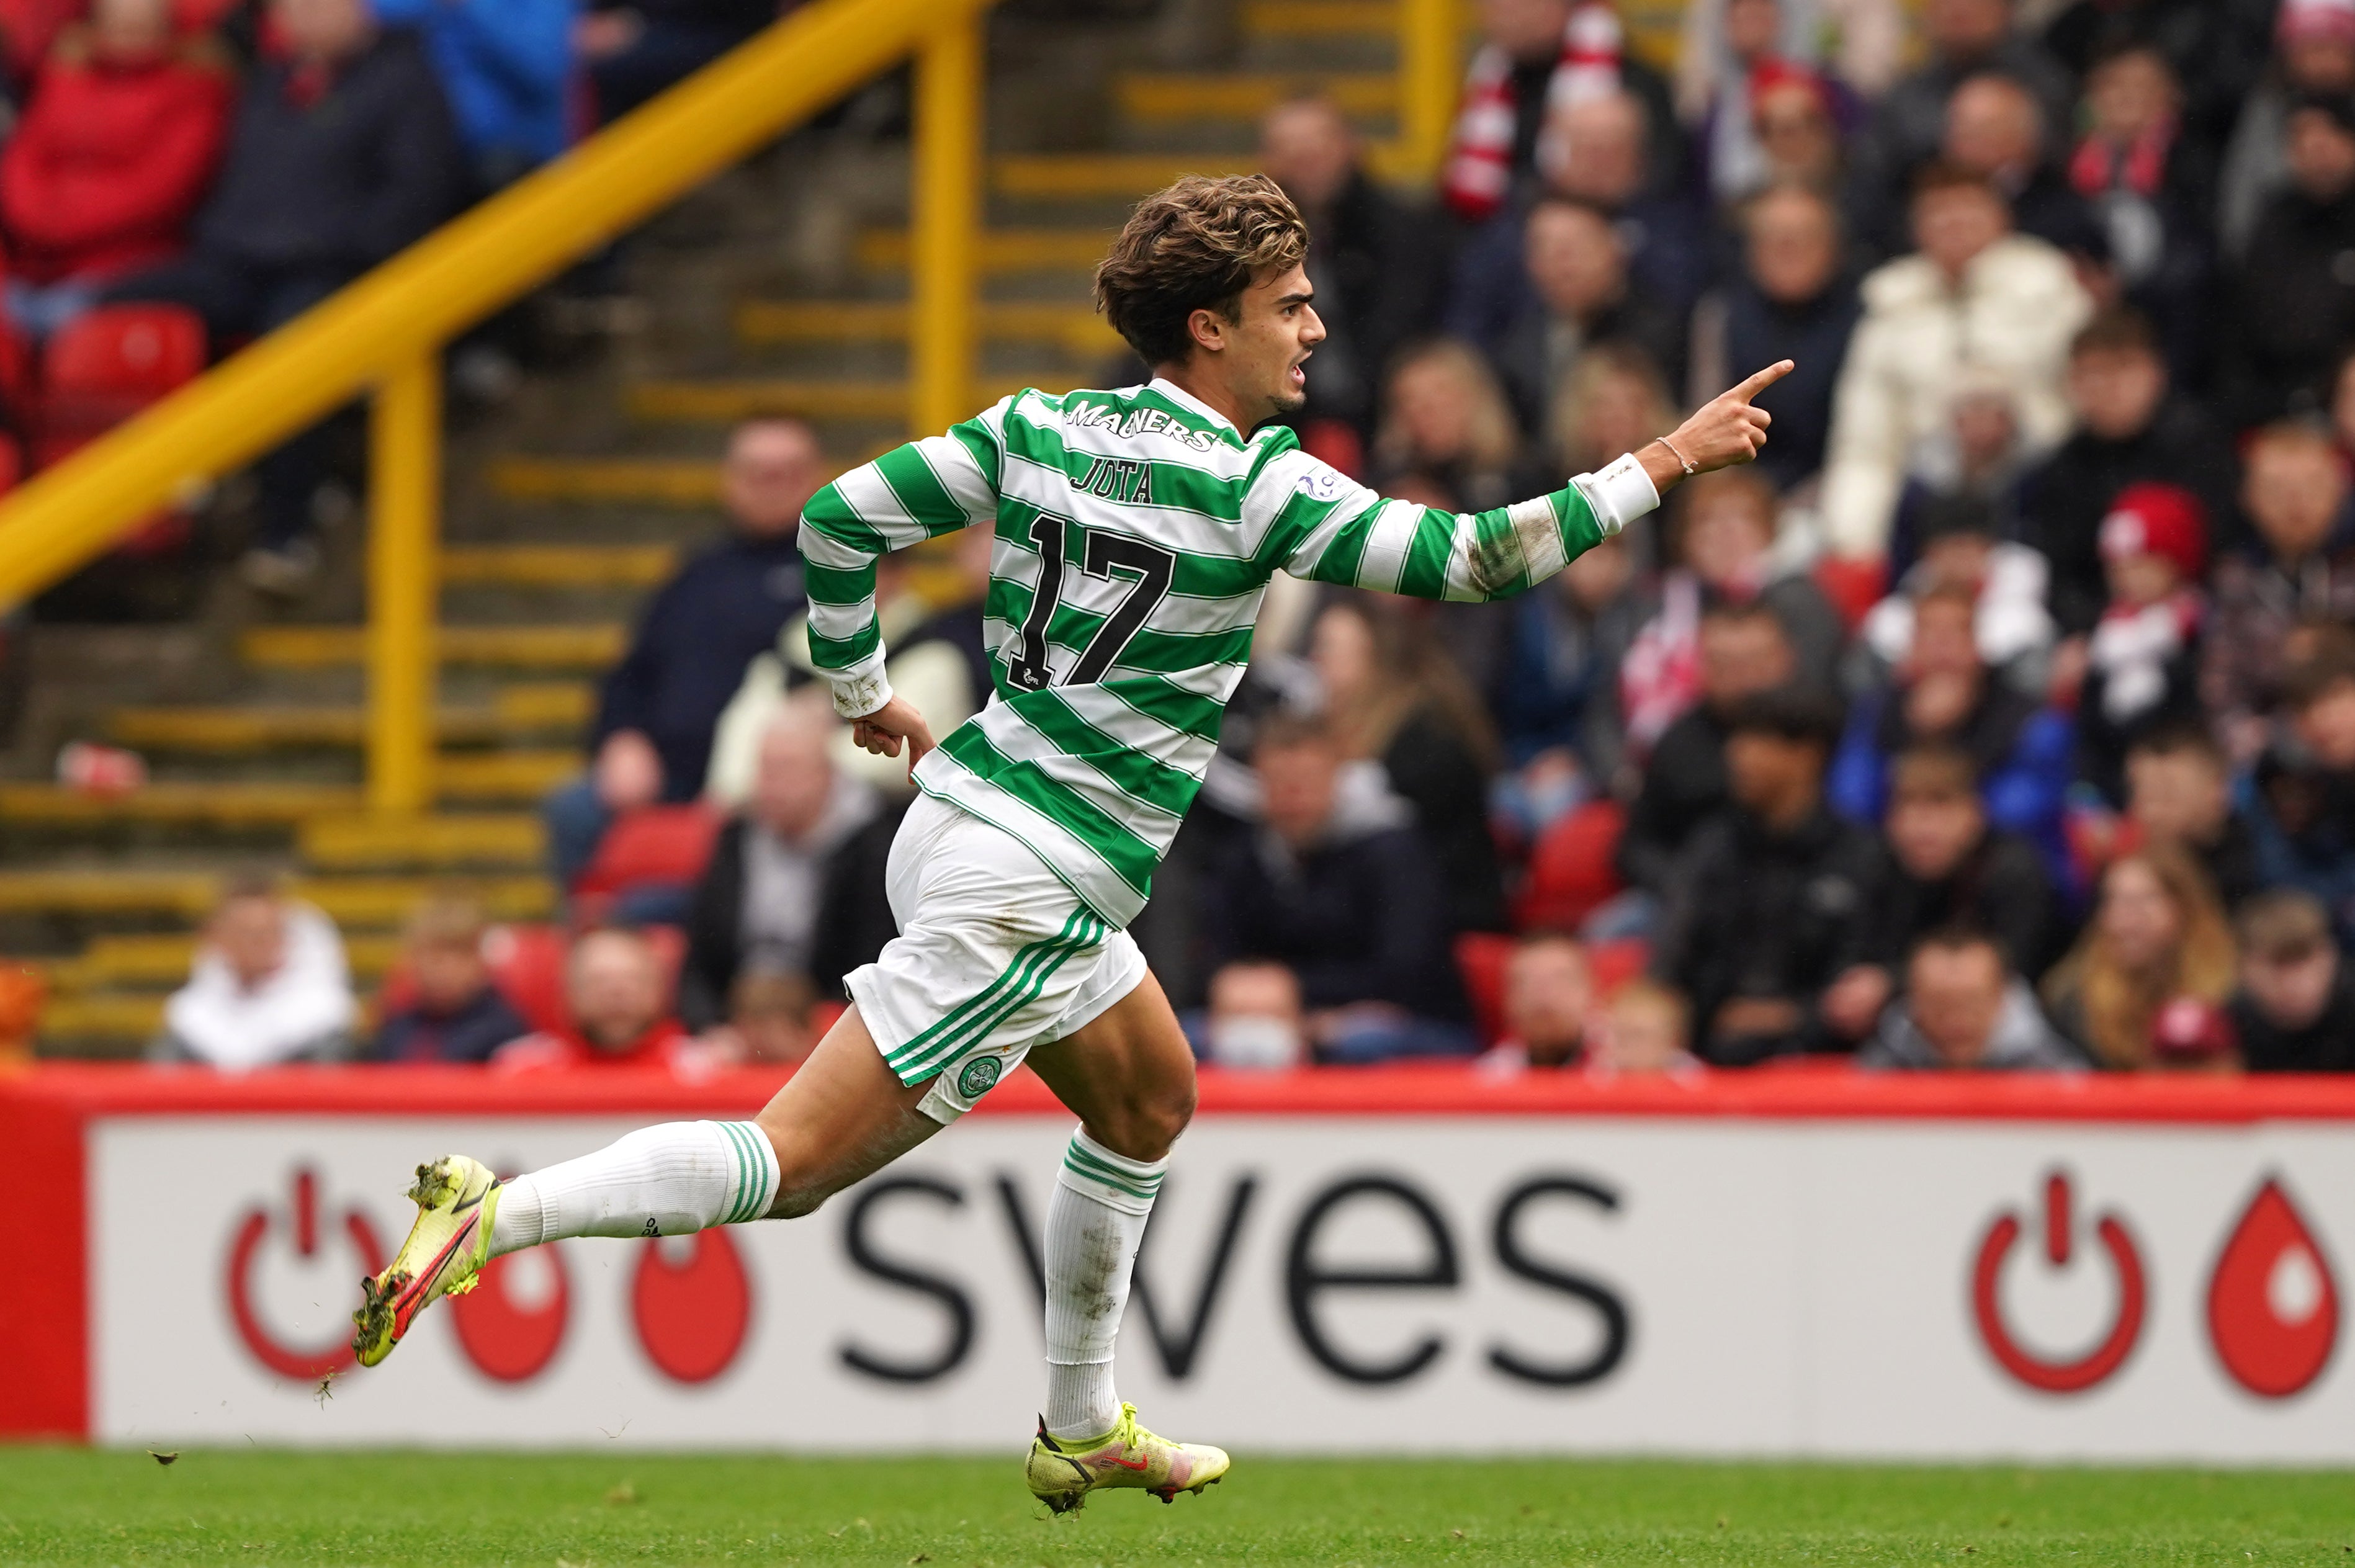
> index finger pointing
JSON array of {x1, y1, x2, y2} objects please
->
[{"x1": 1730, "y1": 359, "x2": 1795, "y2": 401}]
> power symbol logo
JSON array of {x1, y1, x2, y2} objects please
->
[{"x1": 1972, "y1": 1170, "x2": 2147, "y2": 1395}]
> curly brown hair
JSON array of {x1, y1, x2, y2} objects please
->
[{"x1": 1094, "y1": 174, "x2": 1309, "y2": 369}]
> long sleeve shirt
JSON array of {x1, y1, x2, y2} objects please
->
[{"x1": 795, "y1": 375, "x2": 1659, "y2": 926}]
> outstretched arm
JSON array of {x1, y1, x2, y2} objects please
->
[
  {"x1": 799, "y1": 403, "x2": 1008, "y2": 774},
  {"x1": 1278, "y1": 362, "x2": 1793, "y2": 601}
]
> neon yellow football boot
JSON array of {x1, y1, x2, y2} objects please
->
[
  {"x1": 1024, "y1": 1403, "x2": 1230, "y2": 1514},
  {"x1": 350, "y1": 1155, "x2": 501, "y2": 1368}
]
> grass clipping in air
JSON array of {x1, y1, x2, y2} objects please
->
[{"x1": 2, "y1": 1448, "x2": 2349, "y2": 1564}]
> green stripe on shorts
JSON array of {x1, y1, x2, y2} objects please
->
[
  {"x1": 886, "y1": 908, "x2": 1090, "y2": 1073},
  {"x1": 894, "y1": 912, "x2": 1101, "y2": 1082}
]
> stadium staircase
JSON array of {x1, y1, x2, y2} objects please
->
[{"x1": 4, "y1": 0, "x2": 1459, "y2": 1055}]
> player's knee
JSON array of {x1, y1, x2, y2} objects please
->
[{"x1": 1093, "y1": 1078, "x2": 1194, "y2": 1163}]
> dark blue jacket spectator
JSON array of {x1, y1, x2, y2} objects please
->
[
  {"x1": 1828, "y1": 585, "x2": 2075, "y2": 875},
  {"x1": 1689, "y1": 186, "x2": 1860, "y2": 491},
  {"x1": 2245, "y1": 748, "x2": 2355, "y2": 952},
  {"x1": 1491, "y1": 556, "x2": 1646, "y2": 777},
  {"x1": 595, "y1": 531, "x2": 807, "y2": 802},
  {"x1": 372, "y1": 0, "x2": 575, "y2": 182},
  {"x1": 545, "y1": 419, "x2": 829, "y2": 892},
  {"x1": 580, "y1": 0, "x2": 779, "y2": 123},
  {"x1": 1831, "y1": 684, "x2": 2075, "y2": 872},
  {"x1": 1446, "y1": 190, "x2": 1711, "y2": 359},
  {"x1": 192, "y1": 27, "x2": 462, "y2": 273},
  {"x1": 375, "y1": 987, "x2": 530, "y2": 1064}
]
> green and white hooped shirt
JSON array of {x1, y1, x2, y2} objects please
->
[{"x1": 796, "y1": 377, "x2": 1660, "y2": 929}]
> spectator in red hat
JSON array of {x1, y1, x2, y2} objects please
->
[
  {"x1": 2145, "y1": 993, "x2": 2242, "y2": 1073},
  {"x1": 1746, "y1": 60, "x2": 1851, "y2": 197},
  {"x1": 2077, "y1": 479, "x2": 2208, "y2": 801},
  {"x1": 1674, "y1": 0, "x2": 1867, "y2": 207},
  {"x1": 2024, "y1": 307, "x2": 2238, "y2": 644},
  {"x1": 0, "y1": 0, "x2": 233, "y2": 339},
  {"x1": 2043, "y1": 843, "x2": 2238, "y2": 1070}
]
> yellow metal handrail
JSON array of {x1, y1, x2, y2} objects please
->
[
  {"x1": 1397, "y1": 0, "x2": 1461, "y2": 182},
  {"x1": 0, "y1": 0, "x2": 1460, "y2": 812}
]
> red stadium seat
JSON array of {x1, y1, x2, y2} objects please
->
[
  {"x1": 1587, "y1": 937, "x2": 1649, "y2": 999},
  {"x1": 32, "y1": 305, "x2": 209, "y2": 468},
  {"x1": 476, "y1": 923, "x2": 689, "y2": 1036},
  {"x1": 572, "y1": 804, "x2": 723, "y2": 900},
  {"x1": 170, "y1": 0, "x2": 243, "y2": 30},
  {"x1": 1453, "y1": 932, "x2": 1516, "y2": 1046},
  {"x1": 378, "y1": 924, "x2": 689, "y2": 1041},
  {"x1": 1813, "y1": 555, "x2": 1888, "y2": 634},
  {"x1": 1515, "y1": 800, "x2": 1625, "y2": 932},
  {"x1": 476, "y1": 924, "x2": 573, "y2": 1035},
  {"x1": 0, "y1": 0, "x2": 84, "y2": 72},
  {"x1": 0, "y1": 316, "x2": 32, "y2": 423}
]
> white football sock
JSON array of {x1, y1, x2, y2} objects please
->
[
  {"x1": 487, "y1": 1121, "x2": 779, "y2": 1257},
  {"x1": 1043, "y1": 1127, "x2": 1166, "y2": 1442}
]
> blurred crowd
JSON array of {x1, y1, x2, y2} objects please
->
[
  {"x1": 0, "y1": 0, "x2": 792, "y2": 586},
  {"x1": 139, "y1": 0, "x2": 2355, "y2": 1079}
]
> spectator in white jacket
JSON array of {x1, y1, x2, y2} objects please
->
[
  {"x1": 155, "y1": 876, "x2": 356, "y2": 1069},
  {"x1": 1819, "y1": 164, "x2": 2093, "y2": 563}
]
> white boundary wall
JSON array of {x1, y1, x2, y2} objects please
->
[{"x1": 89, "y1": 1111, "x2": 2355, "y2": 1460}]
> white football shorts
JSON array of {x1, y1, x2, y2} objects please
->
[{"x1": 846, "y1": 790, "x2": 1147, "y2": 1122}]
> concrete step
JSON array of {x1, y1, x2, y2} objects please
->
[
  {"x1": 0, "y1": 751, "x2": 572, "y2": 823},
  {"x1": 1240, "y1": 0, "x2": 1394, "y2": 38},
  {"x1": 107, "y1": 684, "x2": 592, "y2": 753},
  {"x1": 853, "y1": 226, "x2": 1113, "y2": 276},
  {"x1": 627, "y1": 375, "x2": 1033, "y2": 425},
  {"x1": 487, "y1": 456, "x2": 723, "y2": 508},
  {"x1": 0, "y1": 781, "x2": 357, "y2": 827},
  {"x1": 0, "y1": 869, "x2": 554, "y2": 924},
  {"x1": 42, "y1": 993, "x2": 166, "y2": 1049},
  {"x1": 991, "y1": 151, "x2": 1253, "y2": 199},
  {"x1": 992, "y1": 145, "x2": 1430, "y2": 194},
  {"x1": 298, "y1": 812, "x2": 544, "y2": 871},
  {"x1": 733, "y1": 299, "x2": 1117, "y2": 357},
  {"x1": 1113, "y1": 69, "x2": 1395, "y2": 123},
  {"x1": 436, "y1": 750, "x2": 578, "y2": 802},
  {"x1": 442, "y1": 544, "x2": 680, "y2": 588},
  {"x1": 1229, "y1": 0, "x2": 1679, "y2": 59},
  {"x1": 42, "y1": 930, "x2": 401, "y2": 991},
  {"x1": 240, "y1": 624, "x2": 626, "y2": 671}
]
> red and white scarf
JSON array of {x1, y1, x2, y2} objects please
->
[
  {"x1": 1442, "y1": 2, "x2": 1627, "y2": 222},
  {"x1": 2068, "y1": 115, "x2": 2175, "y2": 199}
]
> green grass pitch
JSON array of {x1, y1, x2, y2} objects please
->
[{"x1": 2, "y1": 1447, "x2": 2350, "y2": 1566}]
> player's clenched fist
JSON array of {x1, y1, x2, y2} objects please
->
[{"x1": 1638, "y1": 359, "x2": 1793, "y2": 493}]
